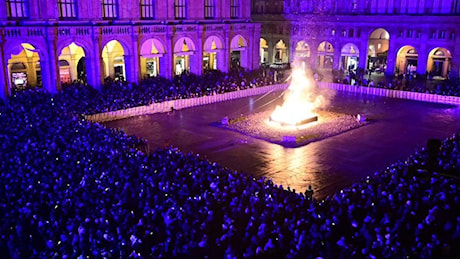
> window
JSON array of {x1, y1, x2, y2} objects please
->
[
  {"x1": 439, "y1": 30, "x2": 446, "y2": 39},
  {"x1": 102, "y1": 0, "x2": 118, "y2": 19},
  {"x1": 230, "y1": 0, "x2": 239, "y2": 18},
  {"x1": 450, "y1": 32, "x2": 456, "y2": 40},
  {"x1": 58, "y1": 0, "x2": 76, "y2": 19},
  {"x1": 140, "y1": 0, "x2": 154, "y2": 19},
  {"x1": 406, "y1": 30, "x2": 414, "y2": 38},
  {"x1": 174, "y1": 0, "x2": 186, "y2": 19},
  {"x1": 204, "y1": 0, "x2": 215, "y2": 19},
  {"x1": 348, "y1": 28, "x2": 354, "y2": 38},
  {"x1": 6, "y1": 0, "x2": 28, "y2": 18}
]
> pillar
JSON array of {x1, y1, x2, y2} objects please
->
[
  {"x1": 190, "y1": 36, "x2": 203, "y2": 75},
  {"x1": 43, "y1": 30, "x2": 59, "y2": 93},
  {"x1": 0, "y1": 39, "x2": 7, "y2": 99},
  {"x1": 333, "y1": 44, "x2": 341, "y2": 70},
  {"x1": 87, "y1": 36, "x2": 103, "y2": 89},
  {"x1": 160, "y1": 33, "x2": 173, "y2": 78},
  {"x1": 125, "y1": 35, "x2": 140, "y2": 83}
]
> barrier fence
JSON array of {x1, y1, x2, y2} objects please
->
[
  {"x1": 84, "y1": 84, "x2": 289, "y2": 122},
  {"x1": 85, "y1": 82, "x2": 460, "y2": 122}
]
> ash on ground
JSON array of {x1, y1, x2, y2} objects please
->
[{"x1": 219, "y1": 110, "x2": 370, "y2": 148}]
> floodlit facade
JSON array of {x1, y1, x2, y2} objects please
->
[
  {"x1": 253, "y1": 0, "x2": 460, "y2": 79},
  {"x1": 0, "y1": 0, "x2": 260, "y2": 98}
]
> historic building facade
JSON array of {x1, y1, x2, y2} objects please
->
[
  {"x1": 0, "y1": 0, "x2": 260, "y2": 98},
  {"x1": 252, "y1": 0, "x2": 460, "y2": 79}
]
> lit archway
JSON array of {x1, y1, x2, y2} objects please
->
[
  {"x1": 8, "y1": 43, "x2": 41, "y2": 88},
  {"x1": 58, "y1": 42, "x2": 86, "y2": 85},
  {"x1": 102, "y1": 40, "x2": 126, "y2": 81},
  {"x1": 395, "y1": 46, "x2": 418, "y2": 75},
  {"x1": 427, "y1": 47, "x2": 452, "y2": 79},
  {"x1": 230, "y1": 35, "x2": 248, "y2": 69},
  {"x1": 340, "y1": 43, "x2": 359, "y2": 72},
  {"x1": 203, "y1": 35, "x2": 223, "y2": 71},
  {"x1": 294, "y1": 40, "x2": 310, "y2": 69},
  {"x1": 174, "y1": 37, "x2": 196, "y2": 75},
  {"x1": 317, "y1": 41, "x2": 334, "y2": 69},
  {"x1": 260, "y1": 38, "x2": 268, "y2": 65},
  {"x1": 140, "y1": 38, "x2": 165, "y2": 78},
  {"x1": 274, "y1": 39, "x2": 288, "y2": 64},
  {"x1": 367, "y1": 28, "x2": 390, "y2": 73}
]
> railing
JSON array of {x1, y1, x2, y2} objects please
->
[{"x1": 85, "y1": 82, "x2": 460, "y2": 123}]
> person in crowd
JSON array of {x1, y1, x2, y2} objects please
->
[{"x1": 1, "y1": 70, "x2": 460, "y2": 258}]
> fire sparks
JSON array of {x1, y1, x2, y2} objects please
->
[{"x1": 270, "y1": 68, "x2": 324, "y2": 127}]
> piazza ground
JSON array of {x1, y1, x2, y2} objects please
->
[{"x1": 104, "y1": 90, "x2": 460, "y2": 199}]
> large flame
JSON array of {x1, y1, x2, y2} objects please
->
[{"x1": 270, "y1": 68, "x2": 324, "y2": 126}]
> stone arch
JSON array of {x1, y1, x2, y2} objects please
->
[
  {"x1": 395, "y1": 45, "x2": 418, "y2": 75},
  {"x1": 102, "y1": 40, "x2": 126, "y2": 81},
  {"x1": 7, "y1": 43, "x2": 42, "y2": 89},
  {"x1": 293, "y1": 40, "x2": 310, "y2": 69},
  {"x1": 203, "y1": 35, "x2": 224, "y2": 71},
  {"x1": 260, "y1": 38, "x2": 269, "y2": 65},
  {"x1": 340, "y1": 43, "x2": 360, "y2": 72},
  {"x1": 230, "y1": 34, "x2": 248, "y2": 69},
  {"x1": 427, "y1": 47, "x2": 452, "y2": 79},
  {"x1": 58, "y1": 42, "x2": 87, "y2": 84},
  {"x1": 173, "y1": 36, "x2": 197, "y2": 75},
  {"x1": 317, "y1": 41, "x2": 334, "y2": 69},
  {"x1": 367, "y1": 28, "x2": 390, "y2": 73},
  {"x1": 140, "y1": 38, "x2": 166, "y2": 78}
]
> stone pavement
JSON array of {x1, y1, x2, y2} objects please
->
[{"x1": 104, "y1": 90, "x2": 460, "y2": 199}]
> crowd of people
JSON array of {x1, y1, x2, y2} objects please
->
[
  {"x1": 54, "y1": 69, "x2": 282, "y2": 115},
  {"x1": 1, "y1": 69, "x2": 460, "y2": 258},
  {"x1": 338, "y1": 69, "x2": 460, "y2": 97}
]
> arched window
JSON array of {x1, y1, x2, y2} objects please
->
[
  {"x1": 204, "y1": 0, "x2": 215, "y2": 19},
  {"x1": 174, "y1": 0, "x2": 187, "y2": 19},
  {"x1": 6, "y1": 0, "x2": 28, "y2": 18},
  {"x1": 58, "y1": 0, "x2": 76, "y2": 19},
  {"x1": 140, "y1": 0, "x2": 155, "y2": 19}
]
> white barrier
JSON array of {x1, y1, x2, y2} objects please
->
[{"x1": 85, "y1": 82, "x2": 459, "y2": 123}]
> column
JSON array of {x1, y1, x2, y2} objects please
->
[
  {"x1": 125, "y1": 34, "x2": 140, "y2": 83},
  {"x1": 250, "y1": 24, "x2": 262, "y2": 70},
  {"x1": 43, "y1": 29, "x2": 59, "y2": 93},
  {"x1": 333, "y1": 44, "x2": 341, "y2": 70},
  {"x1": 219, "y1": 30, "x2": 230, "y2": 73},
  {"x1": 190, "y1": 34, "x2": 203, "y2": 75},
  {"x1": 358, "y1": 38, "x2": 368, "y2": 70},
  {"x1": 385, "y1": 39, "x2": 396, "y2": 75},
  {"x1": 87, "y1": 35, "x2": 103, "y2": 89},
  {"x1": 160, "y1": 33, "x2": 173, "y2": 79},
  {"x1": 416, "y1": 45, "x2": 428, "y2": 75},
  {"x1": 0, "y1": 38, "x2": 8, "y2": 99}
]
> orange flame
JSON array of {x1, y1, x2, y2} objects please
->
[{"x1": 270, "y1": 68, "x2": 323, "y2": 126}]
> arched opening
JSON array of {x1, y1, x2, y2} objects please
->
[
  {"x1": 203, "y1": 36, "x2": 223, "y2": 72},
  {"x1": 102, "y1": 40, "x2": 126, "y2": 81},
  {"x1": 260, "y1": 38, "x2": 269, "y2": 65},
  {"x1": 77, "y1": 57, "x2": 86, "y2": 82},
  {"x1": 274, "y1": 39, "x2": 288, "y2": 64},
  {"x1": 367, "y1": 28, "x2": 390, "y2": 74},
  {"x1": 140, "y1": 38, "x2": 165, "y2": 78},
  {"x1": 8, "y1": 43, "x2": 41, "y2": 89},
  {"x1": 174, "y1": 37, "x2": 196, "y2": 75},
  {"x1": 427, "y1": 47, "x2": 452, "y2": 79},
  {"x1": 340, "y1": 43, "x2": 359, "y2": 73},
  {"x1": 395, "y1": 46, "x2": 418, "y2": 75},
  {"x1": 230, "y1": 35, "x2": 248, "y2": 69},
  {"x1": 294, "y1": 40, "x2": 310, "y2": 69},
  {"x1": 317, "y1": 41, "x2": 334, "y2": 69},
  {"x1": 58, "y1": 42, "x2": 86, "y2": 85}
]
